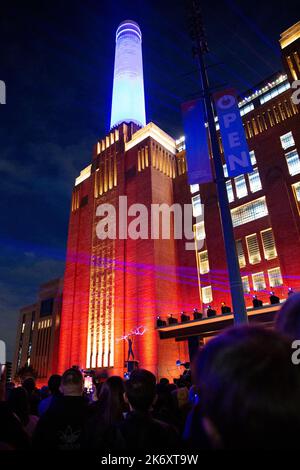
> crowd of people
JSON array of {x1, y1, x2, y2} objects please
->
[{"x1": 1, "y1": 292, "x2": 300, "y2": 451}]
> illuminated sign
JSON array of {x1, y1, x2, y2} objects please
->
[
  {"x1": 181, "y1": 99, "x2": 212, "y2": 184},
  {"x1": 214, "y1": 89, "x2": 253, "y2": 177}
]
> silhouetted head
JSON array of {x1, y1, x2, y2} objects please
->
[
  {"x1": 48, "y1": 374, "x2": 62, "y2": 395},
  {"x1": 125, "y1": 369, "x2": 156, "y2": 412},
  {"x1": 194, "y1": 325, "x2": 300, "y2": 449},
  {"x1": 97, "y1": 376, "x2": 126, "y2": 425},
  {"x1": 22, "y1": 377, "x2": 35, "y2": 394},
  {"x1": 159, "y1": 378, "x2": 169, "y2": 386},
  {"x1": 276, "y1": 292, "x2": 300, "y2": 341},
  {"x1": 61, "y1": 368, "x2": 84, "y2": 397},
  {"x1": 8, "y1": 387, "x2": 30, "y2": 426}
]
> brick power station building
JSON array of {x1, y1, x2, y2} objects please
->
[{"x1": 13, "y1": 21, "x2": 300, "y2": 382}]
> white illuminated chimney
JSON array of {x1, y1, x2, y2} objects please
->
[{"x1": 110, "y1": 20, "x2": 146, "y2": 129}]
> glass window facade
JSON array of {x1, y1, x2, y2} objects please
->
[
  {"x1": 248, "y1": 168, "x2": 262, "y2": 193},
  {"x1": 194, "y1": 222, "x2": 206, "y2": 241},
  {"x1": 202, "y1": 285, "x2": 213, "y2": 304},
  {"x1": 192, "y1": 194, "x2": 202, "y2": 217},
  {"x1": 198, "y1": 250, "x2": 209, "y2": 274},
  {"x1": 260, "y1": 82, "x2": 290, "y2": 105},
  {"x1": 236, "y1": 239, "x2": 246, "y2": 268},
  {"x1": 246, "y1": 234, "x2": 261, "y2": 264},
  {"x1": 286, "y1": 149, "x2": 300, "y2": 176},
  {"x1": 242, "y1": 276, "x2": 250, "y2": 293},
  {"x1": 261, "y1": 229, "x2": 277, "y2": 260},
  {"x1": 268, "y1": 267, "x2": 283, "y2": 287},
  {"x1": 190, "y1": 184, "x2": 200, "y2": 194},
  {"x1": 280, "y1": 131, "x2": 295, "y2": 150},
  {"x1": 226, "y1": 180, "x2": 234, "y2": 203},
  {"x1": 231, "y1": 197, "x2": 268, "y2": 228},
  {"x1": 252, "y1": 272, "x2": 266, "y2": 291},
  {"x1": 235, "y1": 175, "x2": 248, "y2": 199}
]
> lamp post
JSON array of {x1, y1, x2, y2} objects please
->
[{"x1": 187, "y1": 0, "x2": 248, "y2": 324}]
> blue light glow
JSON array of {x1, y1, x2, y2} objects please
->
[{"x1": 110, "y1": 20, "x2": 146, "y2": 129}]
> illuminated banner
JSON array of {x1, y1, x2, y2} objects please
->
[
  {"x1": 213, "y1": 89, "x2": 253, "y2": 177},
  {"x1": 181, "y1": 99, "x2": 213, "y2": 185}
]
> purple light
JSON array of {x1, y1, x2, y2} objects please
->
[{"x1": 110, "y1": 20, "x2": 146, "y2": 129}]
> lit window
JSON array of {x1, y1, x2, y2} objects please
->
[
  {"x1": 261, "y1": 229, "x2": 277, "y2": 260},
  {"x1": 260, "y1": 82, "x2": 290, "y2": 105},
  {"x1": 242, "y1": 276, "x2": 250, "y2": 293},
  {"x1": 236, "y1": 239, "x2": 246, "y2": 268},
  {"x1": 190, "y1": 184, "x2": 200, "y2": 194},
  {"x1": 252, "y1": 272, "x2": 266, "y2": 291},
  {"x1": 226, "y1": 180, "x2": 234, "y2": 203},
  {"x1": 223, "y1": 163, "x2": 228, "y2": 178},
  {"x1": 192, "y1": 194, "x2": 202, "y2": 217},
  {"x1": 294, "y1": 52, "x2": 300, "y2": 73},
  {"x1": 248, "y1": 168, "x2": 262, "y2": 193},
  {"x1": 280, "y1": 131, "x2": 295, "y2": 150},
  {"x1": 285, "y1": 149, "x2": 300, "y2": 176},
  {"x1": 287, "y1": 56, "x2": 298, "y2": 81},
  {"x1": 293, "y1": 182, "x2": 300, "y2": 202},
  {"x1": 249, "y1": 150, "x2": 257, "y2": 165},
  {"x1": 198, "y1": 250, "x2": 209, "y2": 274},
  {"x1": 240, "y1": 103, "x2": 254, "y2": 116},
  {"x1": 202, "y1": 285, "x2": 212, "y2": 304},
  {"x1": 194, "y1": 222, "x2": 206, "y2": 241},
  {"x1": 231, "y1": 197, "x2": 268, "y2": 228},
  {"x1": 246, "y1": 234, "x2": 261, "y2": 264},
  {"x1": 268, "y1": 267, "x2": 283, "y2": 287},
  {"x1": 292, "y1": 182, "x2": 300, "y2": 214},
  {"x1": 235, "y1": 175, "x2": 248, "y2": 199}
]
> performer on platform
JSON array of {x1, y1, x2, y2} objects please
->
[{"x1": 127, "y1": 335, "x2": 134, "y2": 361}]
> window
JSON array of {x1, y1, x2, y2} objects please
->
[
  {"x1": 194, "y1": 222, "x2": 206, "y2": 241},
  {"x1": 231, "y1": 197, "x2": 268, "y2": 228},
  {"x1": 246, "y1": 234, "x2": 261, "y2": 264},
  {"x1": 294, "y1": 52, "x2": 300, "y2": 73},
  {"x1": 248, "y1": 168, "x2": 262, "y2": 193},
  {"x1": 268, "y1": 267, "x2": 283, "y2": 287},
  {"x1": 280, "y1": 131, "x2": 295, "y2": 150},
  {"x1": 292, "y1": 182, "x2": 300, "y2": 213},
  {"x1": 287, "y1": 56, "x2": 298, "y2": 81},
  {"x1": 261, "y1": 229, "x2": 277, "y2": 260},
  {"x1": 285, "y1": 149, "x2": 300, "y2": 176},
  {"x1": 260, "y1": 82, "x2": 290, "y2": 105},
  {"x1": 242, "y1": 276, "x2": 250, "y2": 293},
  {"x1": 252, "y1": 272, "x2": 266, "y2": 291},
  {"x1": 198, "y1": 251, "x2": 209, "y2": 274},
  {"x1": 235, "y1": 175, "x2": 248, "y2": 199},
  {"x1": 202, "y1": 285, "x2": 212, "y2": 304},
  {"x1": 293, "y1": 182, "x2": 300, "y2": 202},
  {"x1": 249, "y1": 150, "x2": 256, "y2": 165},
  {"x1": 236, "y1": 239, "x2": 246, "y2": 268},
  {"x1": 226, "y1": 180, "x2": 234, "y2": 203},
  {"x1": 223, "y1": 163, "x2": 228, "y2": 178},
  {"x1": 192, "y1": 194, "x2": 202, "y2": 217},
  {"x1": 239, "y1": 103, "x2": 254, "y2": 116},
  {"x1": 190, "y1": 184, "x2": 200, "y2": 194},
  {"x1": 40, "y1": 298, "x2": 54, "y2": 317}
]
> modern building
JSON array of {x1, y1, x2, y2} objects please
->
[
  {"x1": 179, "y1": 21, "x2": 300, "y2": 313},
  {"x1": 55, "y1": 20, "x2": 300, "y2": 381},
  {"x1": 57, "y1": 20, "x2": 199, "y2": 380},
  {"x1": 12, "y1": 278, "x2": 63, "y2": 383}
]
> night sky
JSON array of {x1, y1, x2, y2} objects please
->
[{"x1": 0, "y1": 0, "x2": 298, "y2": 360}]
